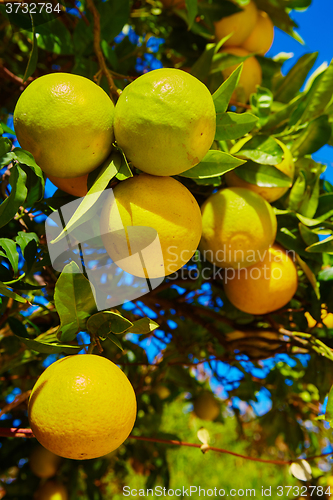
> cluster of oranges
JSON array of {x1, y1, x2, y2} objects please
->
[
  {"x1": 12, "y1": 48, "x2": 300, "y2": 468},
  {"x1": 162, "y1": 0, "x2": 273, "y2": 102}
]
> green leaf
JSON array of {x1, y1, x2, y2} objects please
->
[
  {"x1": 291, "y1": 115, "x2": 332, "y2": 157},
  {"x1": 295, "y1": 254, "x2": 320, "y2": 300},
  {"x1": 54, "y1": 262, "x2": 97, "y2": 342},
  {"x1": 0, "y1": 239, "x2": 19, "y2": 274},
  {"x1": 100, "y1": 0, "x2": 131, "y2": 43},
  {"x1": 250, "y1": 87, "x2": 273, "y2": 125},
  {"x1": 0, "y1": 137, "x2": 12, "y2": 158},
  {"x1": 0, "y1": 122, "x2": 15, "y2": 135},
  {"x1": 298, "y1": 224, "x2": 320, "y2": 247},
  {"x1": 11, "y1": 148, "x2": 45, "y2": 207},
  {"x1": 13, "y1": 335, "x2": 83, "y2": 354},
  {"x1": 274, "y1": 52, "x2": 318, "y2": 103},
  {"x1": 212, "y1": 65, "x2": 242, "y2": 113},
  {"x1": 191, "y1": 43, "x2": 216, "y2": 81},
  {"x1": 0, "y1": 282, "x2": 27, "y2": 303},
  {"x1": 215, "y1": 112, "x2": 258, "y2": 140},
  {"x1": 232, "y1": 135, "x2": 283, "y2": 165},
  {"x1": 35, "y1": 18, "x2": 73, "y2": 55},
  {"x1": 316, "y1": 193, "x2": 333, "y2": 220},
  {"x1": 185, "y1": 0, "x2": 198, "y2": 29},
  {"x1": 261, "y1": 94, "x2": 304, "y2": 132},
  {"x1": 23, "y1": 16, "x2": 38, "y2": 82},
  {"x1": 306, "y1": 236, "x2": 333, "y2": 254},
  {"x1": 106, "y1": 332, "x2": 124, "y2": 351},
  {"x1": 115, "y1": 150, "x2": 133, "y2": 181},
  {"x1": 301, "y1": 59, "x2": 333, "y2": 122},
  {"x1": 180, "y1": 150, "x2": 245, "y2": 179},
  {"x1": 51, "y1": 152, "x2": 120, "y2": 244},
  {"x1": 7, "y1": 317, "x2": 28, "y2": 338},
  {"x1": 87, "y1": 310, "x2": 133, "y2": 336},
  {"x1": 0, "y1": 164, "x2": 28, "y2": 229},
  {"x1": 127, "y1": 317, "x2": 159, "y2": 335},
  {"x1": 232, "y1": 161, "x2": 292, "y2": 187}
]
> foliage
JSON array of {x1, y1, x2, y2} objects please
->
[{"x1": 1, "y1": 0, "x2": 333, "y2": 497}]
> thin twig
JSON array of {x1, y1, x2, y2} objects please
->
[
  {"x1": 86, "y1": 0, "x2": 118, "y2": 101},
  {"x1": 1, "y1": 427, "x2": 331, "y2": 465}
]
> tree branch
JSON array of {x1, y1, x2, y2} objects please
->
[
  {"x1": 1, "y1": 427, "x2": 332, "y2": 466},
  {"x1": 86, "y1": 0, "x2": 118, "y2": 101}
]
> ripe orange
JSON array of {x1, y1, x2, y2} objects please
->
[
  {"x1": 100, "y1": 174, "x2": 202, "y2": 278},
  {"x1": 34, "y1": 481, "x2": 68, "y2": 500},
  {"x1": 223, "y1": 244, "x2": 298, "y2": 315},
  {"x1": 14, "y1": 73, "x2": 114, "y2": 178},
  {"x1": 113, "y1": 68, "x2": 216, "y2": 176},
  {"x1": 47, "y1": 173, "x2": 88, "y2": 197},
  {"x1": 200, "y1": 187, "x2": 277, "y2": 269},
  {"x1": 221, "y1": 47, "x2": 262, "y2": 102},
  {"x1": 28, "y1": 354, "x2": 137, "y2": 460},
  {"x1": 242, "y1": 10, "x2": 274, "y2": 55},
  {"x1": 225, "y1": 138, "x2": 294, "y2": 203},
  {"x1": 214, "y1": 1, "x2": 258, "y2": 46}
]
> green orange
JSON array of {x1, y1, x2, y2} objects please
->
[
  {"x1": 14, "y1": 73, "x2": 114, "y2": 178},
  {"x1": 113, "y1": 68, "x2": 216, "y2": 176}
]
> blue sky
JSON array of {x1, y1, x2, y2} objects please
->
[{"x1": 268, "y1": 0, "x2": 333, "y2": 181}]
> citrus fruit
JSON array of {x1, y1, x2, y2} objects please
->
[
  {"x1": 154, "y1": 385, "x2": 171, "y2": 400},
  {"x1": 242, "y1": 10, "x2": 274, "y2": 55},
  {"x1": 200, "y1": 187, "x2": 277, "y2": 269},
  {"x1": 100, "y1": 174, "x2": 202, "y2": 278},
  {"x1": 35, "y1": 481, "x2": 68, "y2": 500},
  {"x1": 47, "y1": 173, "x2": 88, "y2": 197},
  {"x1": 214, "y1": 0, "x2": 258, "y2": 46},
  {"x1": 305, "y1": 307, "x2": 333, "y2": 329},
  {"x1": 223, "y1": 244, "x2": 298, "y2": 315},
  {"x1": 113, "y1": 68, "x2": 216, "y2": 176},
  {"x1": 28, "y1": 354, "x2": 137, "y2": 460},
  {"x1": 221, "y1": 47, "x2": 262, "y2": 102},
  {"x1": 14, "y1": 73, "x2": 114, "y2": 178},
  {"x1": 29, "y1": 445, "x2": 61, "y2": 479},
  {"x1": 193, "y1": 392, "x2": 220, "y2": 421},
  {"x1": 225, "y1": 138, "x2": 294, "y2": 203}
]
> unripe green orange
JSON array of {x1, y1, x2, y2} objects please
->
[
  {"x1": 214, "y1": 1, "x2": 258, "y2": 46},
  {"x1": 225, "y1": 138, "x2": 294, "y2": 203},
  {"x1": 242, "y1": 11, "x2": 274, "y2": 55},
  {"x1": 193, "y1": 392, "x2": 220, "y2": 421},
  {"x1": 221, "y1": 47, "x2": 262, "y2": 102},
  {"x1": 113, "y1": 68, "x2": 216, "y2": 176},
  {"x1": 14, "y1": 73, "x2": 114, "y2": 178}
]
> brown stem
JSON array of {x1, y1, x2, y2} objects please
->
[
  {"x1": 229, "y1": 100, "x2": 252, "y2": 110},
  {"x1": 1, "y1": 427, "x2": 332, "y2": 466},
  {"x1": 0, "y1": 65, "x2": 32, "y2": 87},
  {"x1": 86, "y1": 0, "x2": 118, "y2": 101}
]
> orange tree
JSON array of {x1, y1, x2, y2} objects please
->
[{"x1": 1, "y1": 0, "x2": 333, "y2": 497}]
